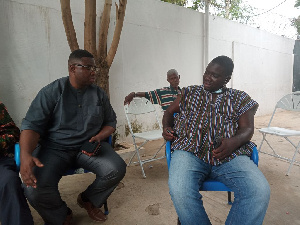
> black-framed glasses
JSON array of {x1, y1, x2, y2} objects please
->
[{"x1": 73, "y1": 64, "x2": 100, "y2": 72}]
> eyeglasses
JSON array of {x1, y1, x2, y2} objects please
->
[{"x1": 73, "y1": 64, "x2": 100, "y2": 72}]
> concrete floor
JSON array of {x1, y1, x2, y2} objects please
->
[{"x1": 28, "y1": 111, "x2": 300, "y2": 225}]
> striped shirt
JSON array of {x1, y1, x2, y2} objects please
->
[
  {"x1": 145, "y1": 86, "x2": 181, "y2": 111},
  {"x1": 172, "y1": 85, "x2": 258, "y2": 164},
  {"x1": 0, "y1": 102, "x2": 20, "y2": 157}
]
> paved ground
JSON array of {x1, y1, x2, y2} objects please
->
[{"x1": 28, "y1": 111, "x2": 300, "y2": 225}]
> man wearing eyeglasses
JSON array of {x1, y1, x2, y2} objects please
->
[
  {"x1": 19, "y1": 49, "x2": 126, "y2": 225},
  {"x1": 124, "y1": 69, "x2": 181, "y2": 111}
]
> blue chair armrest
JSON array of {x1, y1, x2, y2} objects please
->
[
  {"x1": 14, "y1": 143, "x2": 21, "y2": 170},
  {"x1": 166, "y1": 141, "x2": 172, "y2": 170},
  {"x1": 250, "y1": 146, "x2": 259, "y2": 166}
]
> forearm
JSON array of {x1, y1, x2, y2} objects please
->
[
  {"x1": 124, "y1": 92, "x2": 146, "y2": 105},
  {"x1": 19, "y1": 130, "x2": 40, "y2": 159},
  {"x1": 93, "y1": 126, "x2": 115, "y2": 142},
  {"x1": 230, "y1": 127, "x2": 254, "y2": 148},
  {"x1": 134, "y1": 92, "x2": 146, "y2": 98},
  {"x1": 162, "y1": 110, "x2": 175, "y2": 129}
]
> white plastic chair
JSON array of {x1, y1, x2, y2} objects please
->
[
  {"x1": 124, "y1": 97, "x2": 166, "y2": 178},
  {"x1": 258, "y1": 92, "x2": 300, "y2": 175}
]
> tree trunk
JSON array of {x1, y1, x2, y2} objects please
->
[
  {"x1": 97, "y1": 0, "x2": 127, "y2": 95},
  {"x1": 84, "y1": 0, "x2": 97, "y2": 57},
  {"x1": 60, "y1": 0, "x2": 127, "y2": 96},
  {"x1": 60, "y1": 0, "x2": 79, "y2": 51}
]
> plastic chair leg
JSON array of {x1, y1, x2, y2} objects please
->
[
  {"x1": 104, "y1": 200, "x2": 109, "y2": 215},
  {"x1": 177, "y1": 217, "x2": 181, "y2": 225},
  {"x1": 227, "y1": 191, "x2": 233, "y2": 205}
]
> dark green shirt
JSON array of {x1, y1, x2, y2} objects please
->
[
  {"x1": 145, "y1": 86, "x2": 181, "y2": 111},
  {"x1": 21, "y1": 77, "x2": 116, "y2": 149}
]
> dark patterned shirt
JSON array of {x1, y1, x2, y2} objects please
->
[
  {"x1": 0, "y1": 102, "x2": 20, "y2": 157},
  {"x1": 172, "y1": 85, "x2": 258, "y2": 165},
  {"x1": 145, "y1": 86, "x2": 181, "y2": 111}
]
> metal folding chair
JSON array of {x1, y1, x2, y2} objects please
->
[
  {"x1": 258, "y1": 91, "x2": 300, "y2": 175},
  {"x1": 124, "y1": 97, "x2": 166, "y2": 178}
]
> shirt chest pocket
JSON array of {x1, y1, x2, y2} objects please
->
[{"x1": 86, "y1": 105, "x2": 103, "y2": 125}]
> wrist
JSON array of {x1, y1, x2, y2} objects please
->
[{"x1": 132, "y1": 92, "x2": 136, "y2": 97}]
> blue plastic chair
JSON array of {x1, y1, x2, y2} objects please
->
[
  {"x1": 14, "y1": 136, "x2": 112, "y2": 216},
  {"x1": 166, "y1": 141, "x2": 259, "y2": 204}
]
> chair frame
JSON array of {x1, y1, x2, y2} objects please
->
[
  {"x1": 124, "y1": 97, "x2": 166, "y2": 178},
  {"x1": 258, "y1": 92, "x2": 300, "y2": 175},
  {"x1": 166, "y1": 141, "x2": 259, "y2": 205}
]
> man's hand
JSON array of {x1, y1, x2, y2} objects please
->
[
  {"x1": 212, "y1": 138, "x2": 237, "y2": 160},
  {"x1": 162, "y1": 127, "x2": 177, "y2": 141},
  {"x1": 89, "y1": 135, "x2": 101, "y2": 143},
  {"x1": 20, "y1": 155, "x2": 44, "y2": 188},
  {"x1": 124, "y1": 92, "x2": 135, "y2": 105}
]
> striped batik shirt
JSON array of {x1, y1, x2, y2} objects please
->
[
  {"x1": 172, "y1": 85, "x2": 258, "y2": 165},
  {"x1": 145, "y1": 86, "x2": 181, "y2": 111}
]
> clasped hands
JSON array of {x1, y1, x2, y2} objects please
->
[{"x1": 163, "y1": 127, "x2": 236, "y2": 163}]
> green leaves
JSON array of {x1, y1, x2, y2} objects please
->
[
  {"x1": 190, "y1": 0, "x2": 255, "y2": 24},
  {"x1": 161, "y1": 0, "x2": 187, "y2": 6}
]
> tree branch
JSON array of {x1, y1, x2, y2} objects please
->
[
  {"x1": 84, "y1": 0, "x2": 97, "y2": 57},
  {"x1": 106, "y1": 0, "x2": 127, "y2": 67},
  {"x1": 60, "y1": 0, "x2": 79, "y2": 51},
  {"x1": 98, "y1": 0, "x2": 112, "y2": 61}
]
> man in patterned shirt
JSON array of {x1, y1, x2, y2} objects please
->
[
  {"x1": 0, "y1": 102, "x2": 34, "y2": 225},
  {"x1": 162, "y1": 56, "x2": 270, "y2": 225},
  {"x1": 124, "y1": 69, "x2": 181, "y2": 111}
]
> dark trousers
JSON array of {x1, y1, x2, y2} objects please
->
[
  {"x1": 24, "y1": 142, "x2": 126, "y2": 225},
  {"x1": 0, "y1": 157, "x2": 34, "y2": 225}
]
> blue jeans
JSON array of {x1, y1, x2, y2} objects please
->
[
  {"x1": 24, "y1": 142, "x2": 126, "y2": 225},
  {"x1": 168, "y1": 150, "x2": 270, "y2": 225}
]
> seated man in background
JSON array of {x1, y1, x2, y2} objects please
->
[
  {"x1": 162, "y1": 56, "x2": 270, "y2": 225},
  {"x1": 0, "y1": 102, "x2": 34, "y2": 225},
  {"x1": 124, "y1": 69, "x2": 181, "y2": 110},
  {"x1": 20, "y1": 49, "x2": 126, "y2": 225}
]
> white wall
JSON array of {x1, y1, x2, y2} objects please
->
[{"x1": 0, "y1": 0, "x2": 295, "y2": 141}]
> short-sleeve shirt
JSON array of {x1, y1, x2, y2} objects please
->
[
  {"x1": 172, "y1": 85, "x2": 258, "y2": 165},
  {"x1": 145, "y1": 86, "x2": 181, "y2": 111},
  {"x1": 0, "y1": 102, "x2": 20, "y2": 157},
  {"x1": 21, "y1": 77, "x2": 116, "y2": 149}
]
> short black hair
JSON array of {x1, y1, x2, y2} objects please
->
[
  {"x1": 211, "y1": 55, "x2": 234, "y2": 77},
  {"x1": 68, "y1": 49, "x2": 94, "y2": 62}
]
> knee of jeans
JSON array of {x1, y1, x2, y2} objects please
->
[
  {"x1": 256, "y1": 180, "x2": 271, "y2": 202},
  {"x1": 103, "y1": 162, "x2": 126, "y2": 182},
  {"x1": 24, "y1": 187, "x2": 54, "y2": 206},
  {"x1": 168, "y1": 178, "x2": 187, "y2": 200}
]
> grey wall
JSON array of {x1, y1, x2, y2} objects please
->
[{"x1": 0, "y1": 0, "x2": 295, "y2": 141}]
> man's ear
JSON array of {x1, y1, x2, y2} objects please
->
[
  {"x1": 224, "y1": 76, "x2": 231, "y2": 84},
  {"x1": 69, "y1": 64, "x2": 75, "y2": 73}
]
